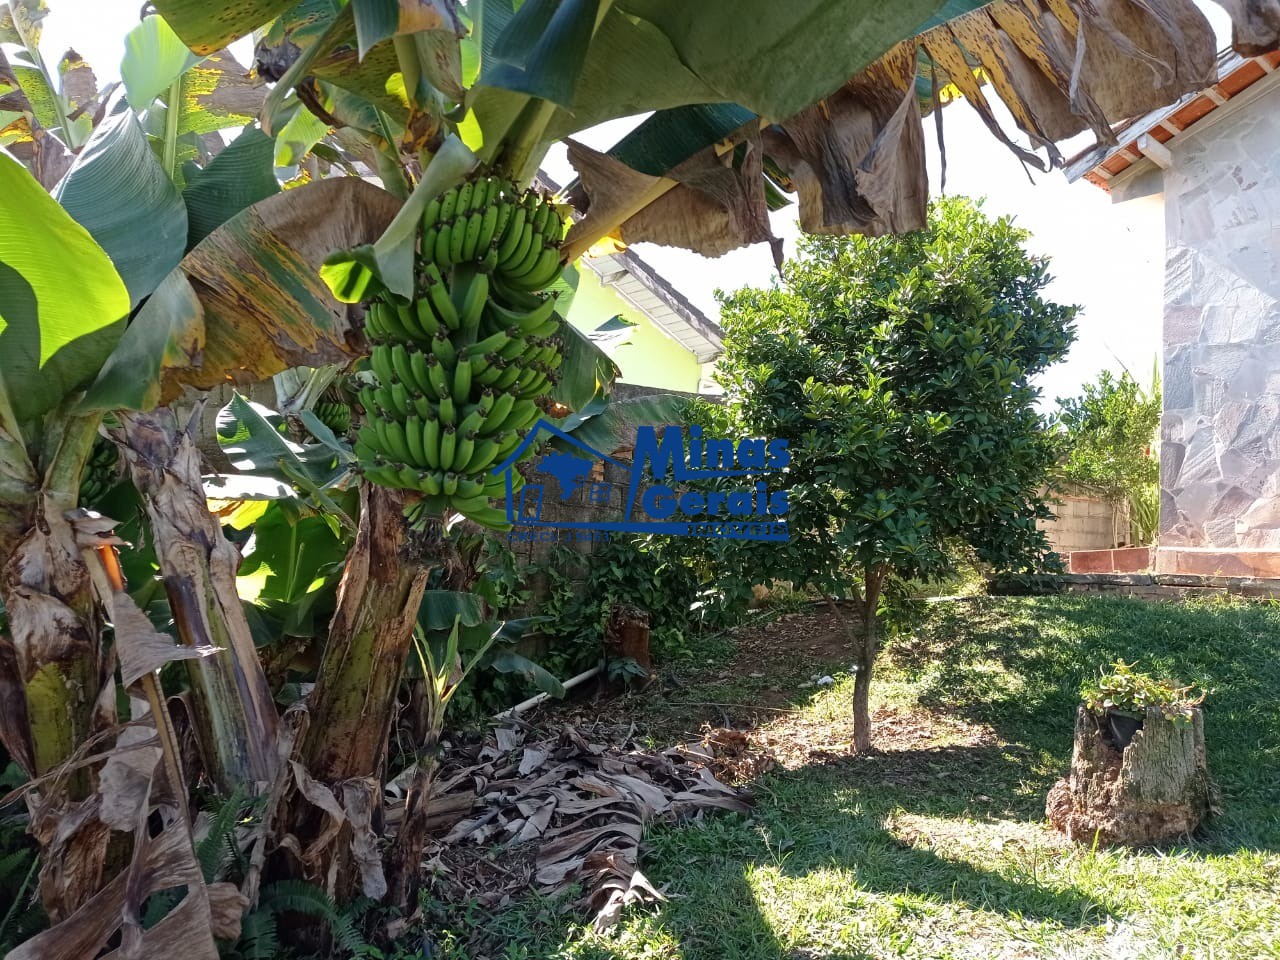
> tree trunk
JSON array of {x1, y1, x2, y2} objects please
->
[
  {"x1": 1046, "y1": 705, "x2": 1218, "y2": 845},
  {"x1": 851, "y1": 565, "x2": 887, "y2": 754},
  {"x1": 112, "y1": 408, "x2": 279, "y2": 791},
  {"x1": 279, "y1": 483, "x2": 429, "y2": 904},
  {"x1": 0, "y1": 411, "x2": 112, "y2": 919}
]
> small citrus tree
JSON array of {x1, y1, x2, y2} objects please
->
[{"x1": 715, "y1": 197, "x2": 1076, "y2": 751}]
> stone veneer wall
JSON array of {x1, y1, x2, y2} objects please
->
[{"x1": 1158, "y1": 80, "x2": 1280, "y2": 577}]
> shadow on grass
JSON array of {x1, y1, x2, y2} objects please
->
[
  {"x1": 893, "y1": 594, "x2": 1280, "y2": 851},
  {"x1": 616, "y1": 743, "x2": 1113, "y2": 960},
  {"x1": 458, "y1": 741, "x2": 1113, "y2": 960},
  {"x1": 432, "y1": 595, "x2": 1280, "y2": 958}
]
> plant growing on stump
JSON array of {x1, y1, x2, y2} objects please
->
[
  {"x1": 715, "y1": 197, "x2": 1076, "y2": 751},
  {"x1": 1048, "y1": 660, "x2": 1216, "y2": 845}
]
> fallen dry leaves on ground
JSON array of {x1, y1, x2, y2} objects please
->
[{"x1": 394, "y1": 721, "x2": 750, "y2": 931}]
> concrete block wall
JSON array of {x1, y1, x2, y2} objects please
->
[{"x1": 1037, "y1": 489, "x2": 1130, "y2": 556}]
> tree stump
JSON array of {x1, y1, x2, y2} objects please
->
[
  {"x1": 1046, "y1": 705, "x2": 1218, "y2": 845},
  {"x1": 605, "y1": 604, "x2": 651, "y2": 670}
]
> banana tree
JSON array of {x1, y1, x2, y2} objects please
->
[{"x1": 3, "y1": 0, "x2": 1259, "y2": 948}]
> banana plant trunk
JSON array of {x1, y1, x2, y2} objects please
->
[
  {"x1": 0, "y1": 411, "x2": 113, "y2": 920},
  {"x1": 111, "y1": 408, "x2": 279, "y2": 790},
  {"x1": 281, "y1": 482, "x2": 429, "y2": 901}
]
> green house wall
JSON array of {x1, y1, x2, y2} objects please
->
[{"x1": 564, "y1": 265, "x2": 704, "y2": 393}]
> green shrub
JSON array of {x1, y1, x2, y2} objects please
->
[{"x1": 1081, "y1": 659, "x2": 1207, "y2": 724}]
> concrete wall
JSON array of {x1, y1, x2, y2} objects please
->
[
  {"x1": 1158, "y1": 81, "x2": 1280, "y2": 577},
  {"x1": 565, "y1": 266, "x2": 705, "y2": 393},
  {"x1": 1038, "y1": 489, "x2": 1130, "y2": 556}
]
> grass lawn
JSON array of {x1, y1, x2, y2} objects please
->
[{"x1": 427, "y1": 595, "x2": 1280, "y2": 959}]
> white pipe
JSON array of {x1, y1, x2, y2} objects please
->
[{"x1": 494, "y1": 663, "x2": 603, "y2": 720}]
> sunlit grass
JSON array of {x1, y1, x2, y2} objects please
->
[{"x1": 424, "y1": 595, "x2": 1280, "y2": 960}]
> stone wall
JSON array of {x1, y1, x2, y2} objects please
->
[{"x1": 1159, "y1": 80, "x2": 1280, "y2": 577}]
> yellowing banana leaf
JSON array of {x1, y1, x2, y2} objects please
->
[
  {"x1": 81, "y1": 177, "x2": 400, "y2": 412},
  {"x1": 351, "y1": 0, "x2": 465, "y2": 59},
  {"x1": 152, "y1": 0, "x2": 297, "y2": 55},
  {"x1": 0, "y1": 151, "x2": 129, "y2": 425},
  {"x1": 177, "y1": 47, "x2": 265, "y2": 136}
]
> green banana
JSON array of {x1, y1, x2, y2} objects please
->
[
  {"x1": 453, "y1": 357, "x2": 474, "y2": 400},
  {"x1": 507, "y1": 245, "x2": 563, "y2": 291},
  {"x1": 423, "y1": 416, "x2": 441, "y2": 469},
  {"x1": 461, "y1": 209, "x2": 484, "y2": 261},
  {"x1": 463, "y1": 435, "x2": 502, "y2": 473},
  {"x1": 495, "y1": 206, "x2": 529, "y2": 264},
  {"x1": 456, "y1": 269, "x2": 489, "y2": 332},
  {"x1": 439, "y1": 427, "x2": 457, "y2": 469},
  {"x1": 463, "y1": 328, "x2": 510, "y2": 360},
  {"x1": 457, "y1": 406, "x2": 486, "y2": 437},
  {"x1": 454, "y1": 475, "x2": 484, "y2": 499},
  {"x1": 421, "y1": 470, "x2": 444, "y2": 496},
  {"x1": 389, "y1": 381, "x2": 412, "y2": 419},
  {"x1": 426, "y1": 273, "x2": 460, "y2": 329},
  {"x1": 422, "y1": 194, "x2": 442, "y2": 231},
  {"x1": 370, "y1": 344, "x2": 396, "y2": 387},
  {"x1": 442, "y1": 472, "x2": 459, "y2": 496},
  {"x1": 517, "y1": 372, "x2": 550, "y2": 400},
  {"x1": 438, "y1": 186, "x2": 460, "y2": 223},
  {"x1": 496, "y1": 398, "x2": 540, "y2": 434},
  {"x1": 453, "y1": 430, "x2": 476, "y2": 473},
  {"x1": 486, "y1": 293, "x2": 557, "y2": 333},
  {"x1": 431, "y1": 330, "x2": 457, "y2": 367},
  {"x1": 490, "y1": 275, "x2": 546, "y2": 310},
  {"x1": 473, "y1": 356, "x2": 506, "y2": 386},
  {"x1": 384, "y1": 418, "x2": 412, "y2": 464},
  {"x1": 476, "y1": 203, "x2": 499, "y2": 255},
  {"x1": 502, "y1": 224, "x2": 536, "y2": 276},
  {"x1": 397, "y1": 303, "x2": 430, "y2": 340},
  {"x1": 397, "y1": 464, "x2": 423, "y2": 490},
  {"x1": 483, "y1": 391, "x2": 516, "y2": 432},
  {"x1": 405, "y1": 414, "x2": 427, "y2": 467},
  {"x1": 433, "y1": 220, "x2": 453, "y2": 266},
  {"x1": 491, "y1": 363, "x2": 523, "y2": 392},
  {"x1": 496, "y1": 335, "x2": 528, "y2": 362},
  {"x1": 438, "y1": 394, "x2": 456, "y2": 426},
  {"x1": 508, "y1": 235, "x2": 549, "y2": 280},
  {"x1": 415, "y1": 298, "x2": 441, "y2": 337},
  {"x1": 409, "y1": 348, "x2": 434, "y2": 398},
  {"x1": 426, "y1": 355, "x2": 451, "y2": 399},
  {"x1": 390, "y1": 343, "x2": 416, "y2": 388}
]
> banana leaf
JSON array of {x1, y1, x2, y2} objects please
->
[
  {"x1": 0, "y1": 152, "x2": 129, "y2": 426},
  {"x1": 81, "y1": 176, "x2": 402, "y2": 410},
  {"x1": 52, "y1": 93, "x2": 188, "y2": 306}
]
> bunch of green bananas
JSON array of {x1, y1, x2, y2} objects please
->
[
  {"x1": 79, "y1": 435, "x2": 120, "y2": 507},
  {"x1": 354, "y1": 176, "x2": 568, "y2": 528},
  {"x1": 314, "y1": 395, "x2": 352, "y2": 436}
]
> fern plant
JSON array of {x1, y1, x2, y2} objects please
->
[
  {"x1": 0, "y1": 763, "x2": 45, "y2": 953},
  {"x1": 226, "y1": 880, "x2": 376, "y2": 960}
]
